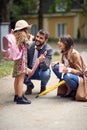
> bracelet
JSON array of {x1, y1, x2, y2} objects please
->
[{"x1": 68, "y1": 67, "x2": 72, "y2": 73}]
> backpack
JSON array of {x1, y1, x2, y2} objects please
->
[{"x1": 2, "y1": 33, "x2": 23, "y2": 61}]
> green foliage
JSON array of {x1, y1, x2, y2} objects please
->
[
  {"x1": 48, "y1": 0, "x2": 72, "y2": 13},
  {"x1": 10, "y1": 0, "x2": 37, "y2": 21}
]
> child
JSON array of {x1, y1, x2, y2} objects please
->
[{"x1": 12, "y1": 20, "x2": 34, "y2": 104}]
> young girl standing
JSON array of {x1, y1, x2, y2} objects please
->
[{"x1": 12, "y1": 20, "x2": 33, "y2": 104}]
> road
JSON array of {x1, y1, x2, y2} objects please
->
[{"x1": 0, "y1": 43, "x2": 87, "y2": 130}]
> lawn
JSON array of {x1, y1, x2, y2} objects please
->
[{"x1": 0, "y1": 53, "x2": 13, "y2": 78}]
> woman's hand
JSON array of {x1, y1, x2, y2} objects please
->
[
  {"x1": 51, "y1": 61, "x2": 59, "y2": 69},
  {"x1": 62, "y1": 67, "x2": 68, "y2": 73},
  {"x1": 62, "y1": 67, "x2": 72, "y2": 73}
]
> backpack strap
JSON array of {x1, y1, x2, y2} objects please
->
[{"x1": 21, "y1": 45, "x2": 25, "y2": 72}]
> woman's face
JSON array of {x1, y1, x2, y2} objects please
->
[{"x1": 57, "y1": 40, "x2": 65, "y2": 51}]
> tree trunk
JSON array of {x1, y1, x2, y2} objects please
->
[
  {"x1": 0, "y1": 0, "x2": 11, "y2": 22},
  {"x1": 38, "y1": 0, "x2": 43, "y2": 30}
]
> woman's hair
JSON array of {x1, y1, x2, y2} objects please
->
[{"x1": 59, "y1": 34, "x2": 74, "y2": 50}]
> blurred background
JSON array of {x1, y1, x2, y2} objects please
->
[
  {"x1": 0, "y1": 0, "x2": 87, "y2": 50},
  {"x1": 0, "y1": 0, "x2": 87, "y2": 78}
]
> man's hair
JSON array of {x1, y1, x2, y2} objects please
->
[{"x1": 38, "y1": 29, "x2": 49, "y2": 39}]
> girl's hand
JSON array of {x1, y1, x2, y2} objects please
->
[{"x1": 27, "y1": 68, "x2": 33, "y2": 78}]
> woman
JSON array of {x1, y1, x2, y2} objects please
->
[{"x1": 51, "y1": 34, "x2": 87, "y2": 101}]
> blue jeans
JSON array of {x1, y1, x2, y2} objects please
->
[
  {"x1": 52, "y1": 64, "x2": 79, "y2": 90},
  {"x1": 24, "y1": 68, "x2": 51, "y2": 87}
]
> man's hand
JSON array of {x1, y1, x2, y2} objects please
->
[{"x1": 39, "y1": 55, "x2": 45, "y2": 63}]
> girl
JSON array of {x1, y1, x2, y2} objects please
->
[{"x1": 13, "y1": 20, "x2": 33, "y2": 104}]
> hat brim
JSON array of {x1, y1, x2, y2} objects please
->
[{"x1": 14, "y1": 24, "x2": 32, "y2": 31}]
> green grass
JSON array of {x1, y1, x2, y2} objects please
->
[
  {"x1": 0, "y1": 60, "x2": 13, "y2": 78},
  {"x1": 52, "y1": 54, "x2": 61, "y2": 62},
  {"x1": 0, "y1": 52, "x2": 60, "y2": 78},
  {"x1": 0, "y1": 53, "x2": 13, "y2": 78}
]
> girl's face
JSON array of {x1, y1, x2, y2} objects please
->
[{"x1": 57, "y1": 40, "x2": 65, "y2": 51}]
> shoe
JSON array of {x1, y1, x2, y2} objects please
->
[
  {"x1": 70, "y1": 90, "x2": 76, "y2": 97},
  {"x1": 25, "y1": 87, "x2": 32, "y2": 95},
  {"x1": 14, "y1": 95, "x2": 29, "y2": 102},
  {"x1": 25, "y1": 84, "x2": 34, "y2": 95},
  {"x1": 61, "y1": 91, "x2": 72, "y2": 98},
  {"x1": 14, "y1": 95, "x2": 18, "y2": 102},
  {"x1": 39, "y1": 86, "x2": 46, "y2": 93},
  {"x1": 16, "y1": 96, "x2": 31, "y2": 104},
  {"x1": 22, "y1": 95, "x2": 28, "y2": 100}
]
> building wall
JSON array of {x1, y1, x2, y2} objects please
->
[
  {"x1": 24, "y1": 13, "x2": 87, "y2": 39},
  {"x1": 45, "y1": 14, "x2": 75, "y2": 38},
  {"x1": 79, "y1": 14, "x2": 87, "y2": 39}
]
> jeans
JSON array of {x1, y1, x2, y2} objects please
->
[
  {"x1": 24, "y1": 68, "x2": 51, "y2": 87},
  {"x1": 52, "y1": 64, "x2": 79, "y2": 90}
]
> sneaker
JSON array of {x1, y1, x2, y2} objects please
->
[
  {"x1": 16, "y1": 97, "x2": 31, "y2": 104},
  {"x1": 22, "y1": 95, "x2": 28, "y2": 101},
  {"x1": 14, "y1": 95, "x2": 29, "y2": 102}
]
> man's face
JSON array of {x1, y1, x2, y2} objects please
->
[{"x1": 35, "y1": 32, "x2": 47, "y2": 47}]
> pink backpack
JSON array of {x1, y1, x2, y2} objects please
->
[{"x1": 2, "y1": 33, "x2": 23, "y2": 61}]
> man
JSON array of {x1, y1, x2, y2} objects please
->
[{"x1": 24, "y1": 29, "x2": 53, "y2": 95}]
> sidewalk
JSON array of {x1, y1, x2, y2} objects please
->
[{"x1": 0, "y1": 43, "x2": 87, "y2": 130}]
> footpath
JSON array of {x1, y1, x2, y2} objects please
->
[{"x1": 0, "y1": 43, "x2": 87, "y2": 130}]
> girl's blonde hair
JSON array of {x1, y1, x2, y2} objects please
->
[{"x1": 14, "y1": 28, "x2": 30, "y2": 48}]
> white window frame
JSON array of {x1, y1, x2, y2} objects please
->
[{"x1": 56, "y1": 23, "x2": 66, "y2": 38}]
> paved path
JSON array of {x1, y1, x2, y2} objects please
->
[{"x1": 0, "y1": 43, "x2": 87, "y2": 130}]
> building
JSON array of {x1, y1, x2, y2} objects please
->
[
  {"x1": 0, "y1": 0, "x2": 87, "y2": 50},
  {"x1": 24, "y1": 0, "x2": 87, "y2": 40}
]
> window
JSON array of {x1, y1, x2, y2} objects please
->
[
  {"x1": 30, "y1": 24, "x2": 38, "y2": 37},
  {"x1": 56, "y1": 2, "x2": 66, "y2": 12},
  {"x1": 57, "y1": 23, "x2": 65, "y2": 37}
]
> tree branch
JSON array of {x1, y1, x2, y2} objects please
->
[{"x1": 71, "y1": 0, "x2": 87, "y2": 13}]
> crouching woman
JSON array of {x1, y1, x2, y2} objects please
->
[{"x1": 51, "y1": 34, "x2": 87, "y2": 101}]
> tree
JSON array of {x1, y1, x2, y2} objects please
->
[
  {"x1": 38, "y1": 0, "x2": 43, "y2": 30},
  {"x1": 0, "y1": 0, "x2": 12, "y2": 22},
  {"x1": 49, "y1": 0, "x2": 87, "y2": 14},
  {"x1": 71, "y1": 0, "x2": 87, "y2": 13},
  {"x1": 10, "y1": 0, "x2": 37, "y2": 28},
  {"x1": 0, "y1": 0, "x2": 87, "y2": 27}
]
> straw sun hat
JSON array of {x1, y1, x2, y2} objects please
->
[{"x1": 14, "y1": 20, "x2": 31, "y2": 31}]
